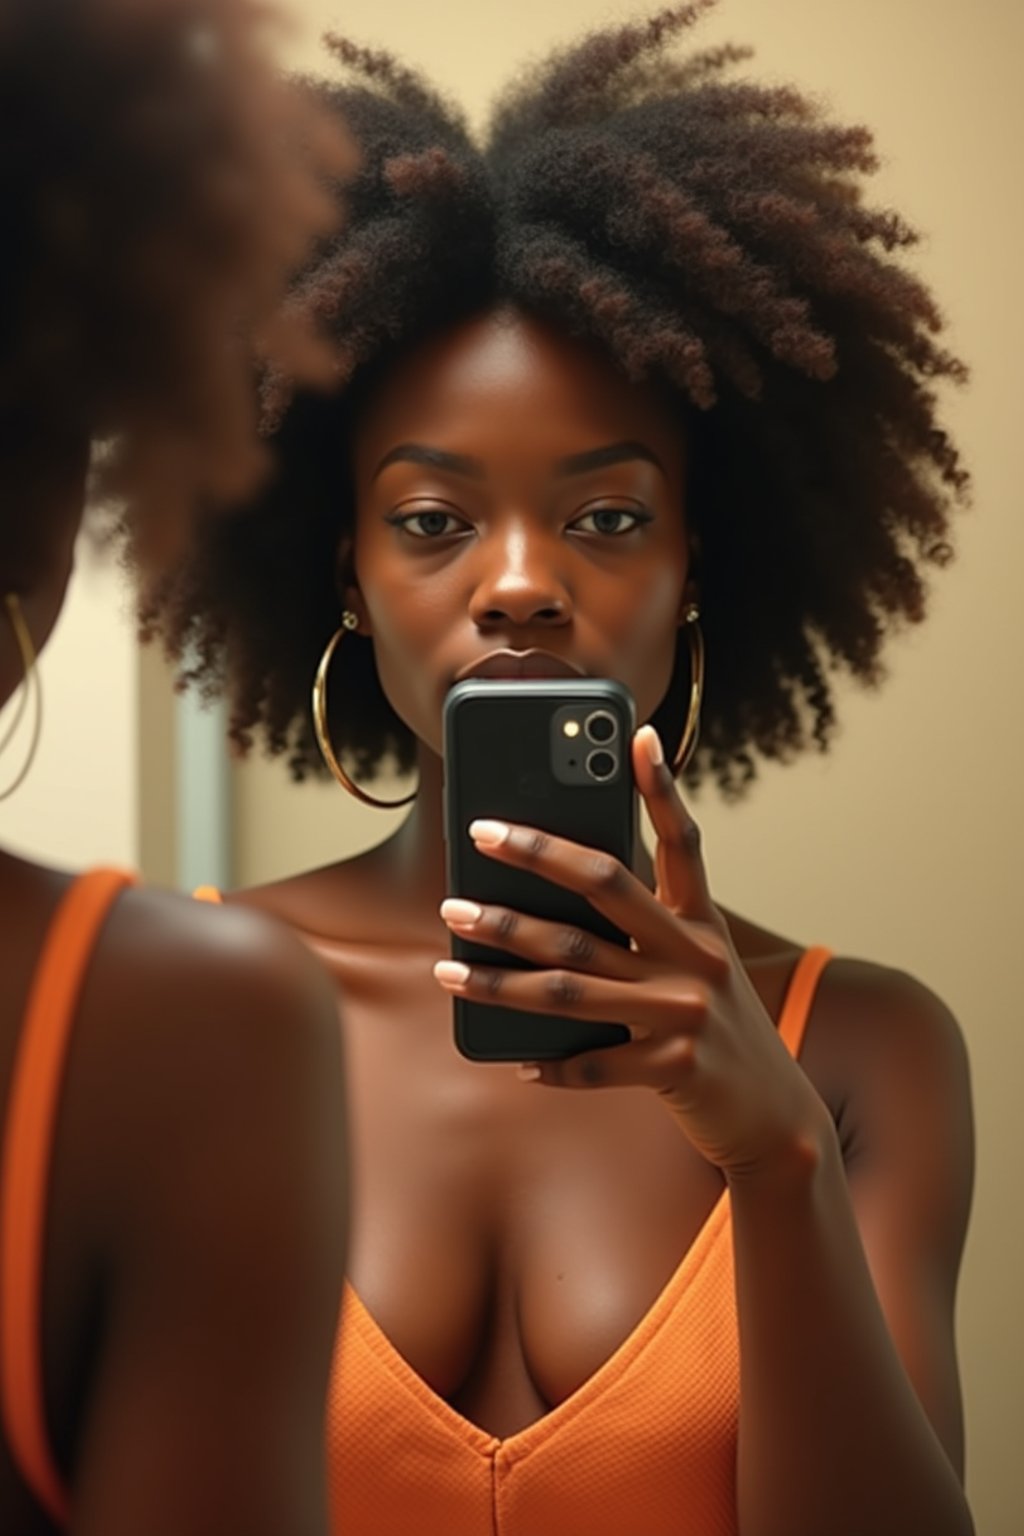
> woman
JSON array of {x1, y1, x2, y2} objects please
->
[
  {"x1": 154, "y1": 6, "x2": 975, "y2": 1534},
  {"x1": 0, "y1": 3, "x2": 350, "y2": 1533}
]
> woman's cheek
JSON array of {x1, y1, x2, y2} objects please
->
[{"x1": 368, "y1": 631, "x2": 447, "y2": 755}]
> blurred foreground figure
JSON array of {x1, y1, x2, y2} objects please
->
[{"x1": 0, "y1": 4, "x2": 349, "y2": 1534}]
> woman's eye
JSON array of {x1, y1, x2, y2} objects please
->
[
  {"x1": 393, "y1": 509, "x2": 468, "y2": 538},
  {"x1": 570, "y1": 506, "x2": 650, "y2": 536}
]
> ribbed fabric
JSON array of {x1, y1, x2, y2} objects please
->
[
  {"x1": 0, "y1": 868, "x2": 136, "y2": 1526},
  {"x1": 326, "y1": 946, "x2": 833, "y2": 1536}
]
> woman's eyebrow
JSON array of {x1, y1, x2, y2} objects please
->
[
  {"x1": 373, "y1": 439, "x2": 665, "y2": 481},
  {"x1": 374, "y1": 444, "x2": 486, "y2": 480},
  {"x1": 554, "y1": 441, "x2": 665, "y2": 477}
]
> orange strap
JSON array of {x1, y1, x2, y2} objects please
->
[
  {"x1": 0, "y1": 868, "x2": 136, "y2": 1526},
  {"x1": 193, "y1": 885, "x2": 223, "y2": 905},
  {"x1": 777, "y1": 946, "x2": 832, "y2": 1059}
]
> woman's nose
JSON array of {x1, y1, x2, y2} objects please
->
[{"x1": 467, "y1": 525, "x2": 571, "y2": 629}]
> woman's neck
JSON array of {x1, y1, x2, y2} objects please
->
[{"x1": 375, "y1": 748, "x2": 449, "y2": 911}]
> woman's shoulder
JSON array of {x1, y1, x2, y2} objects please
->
[
  {"x1": 114, "y1": 879, "x2": 330, "y2": 995},
  {"x1": 806, "y1": 957, "x2": 974, "y2": 1298},
  {"x1": 66, "y1": 879, "x2": 346, "y2": 1252},
  {"x1": 90, "y1": 881, "x2": 344, "y2": 1095},
  {"x1": 805, "y1": 955, "x2": 971, "y2": 1146},
  {"x1": 3, "y1": 864, "x2": 338, "y2": 1108},
  {"x1": 725, "y1": 904, "x2": 969, "y2": 1109},
  {"x1": 40, "y1": 884, "x2": 348, "y2": 1536},
  {"x1": 729, "y1": 911, "x2": 972, "y2": 1231},
  {"x1": 810, "y1": 955, "x2": 968, "y2": 1076}
]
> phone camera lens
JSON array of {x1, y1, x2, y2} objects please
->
[
  {"x1": 587, "y1": 749, "x2": 617, "y2": 782},
  {"x1": 585, "y1": 710, "x2": 617, "y2": 745}
]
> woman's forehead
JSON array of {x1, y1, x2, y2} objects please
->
[{"x1": 353, "y1": 307, "x2": 685, "y2": 470}]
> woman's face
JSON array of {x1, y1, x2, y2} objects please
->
[{"x1": 349, "y1": 308, "x2": 692, "y2": 757}]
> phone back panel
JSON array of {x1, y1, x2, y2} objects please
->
[{"x1": 443, "y1": 678, "x2": 635, "y2": 1061}]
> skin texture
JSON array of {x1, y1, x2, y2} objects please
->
[{"x1": 233, "y1": 310, "x2": 974, "y2": 1536}]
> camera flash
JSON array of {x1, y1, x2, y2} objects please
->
[{"x1": 563, "y1": 719, "x2": 581, "y2": 738}]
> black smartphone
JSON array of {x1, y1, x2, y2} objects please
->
[{"x1": 443, "y1": 677, "x2": 636, "y2": 1062}]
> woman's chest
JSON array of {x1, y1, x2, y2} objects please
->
[{"x1": 330, "y1": 952, "x2": 727, "y2": 1434}]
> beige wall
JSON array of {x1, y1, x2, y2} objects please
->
[
  {"x1": 0, "y1": 542, "x2": 138, "y2": 870},
  {"x1": 225, "y1": 2, "x2": 1021, "y2": 1529}
]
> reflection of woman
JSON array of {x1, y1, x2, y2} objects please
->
[
  {"x1": 0, "y1": 3, "x2": 349, "y2": 1532},
  {"x1": 154, "y1": 7, "x2": 974, "y2": 1534}
]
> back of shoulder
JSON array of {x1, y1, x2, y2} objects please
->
[
  {"x1": 97, "y1": 882, "x2": 340, "y2": 1066},
  {"x1": 54, "y1": 888, "x2": 347, "y2": 1536},
  {"x1": 76, "y1": 885, "x2": 345, "y2": 1223}
]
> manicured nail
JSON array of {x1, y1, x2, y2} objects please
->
[
  {"x1": 638, "y1": 725, "x2": 664, "y2": 766},
  {"x1": 434, "y1": 960, "x2": 471, "y2": 988},
  {"x1": 440, "y1": 898, "x2": 483, "y2": 927},
  {"x1": 469, "y1": 819, "x2": 510, "y2": 847},
  {"x1": 517, "y1": 1063, "x2": 542, "y2": 1082}
]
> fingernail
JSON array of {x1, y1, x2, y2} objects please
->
[
  {"x1": 469, "y1": 819, "x2": 510, "y2": 847},
  {"x1": 440, "y1": 898, "x2": 483, "y2": 927},
  {"x1": 517, "y1": 1064, "x2": 542, "y2": 1082},
  {"x1": 434, "y1": 960, "x2": 471, "y2": 988},
  {"x1": 638, "y1": 725, "x2": 664, "y2": 766}
]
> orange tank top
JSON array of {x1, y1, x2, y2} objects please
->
[
  {"x1": 323, "y1": 944, "x2": 832, "y2": 1536},
  {"x1": 186, "y1": 890, "x2": 832, "y2": 1535},
  {"x1": 0, "y1": 868, "x2": 136, "y2": 1528}
]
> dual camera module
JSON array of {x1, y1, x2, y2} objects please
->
[{"x1": 554, "y1": 707, "x2": 621, "y2": 785}]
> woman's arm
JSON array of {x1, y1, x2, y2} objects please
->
[
  {"x1": 437, "y1": 729, "x2": 975, "y2": 1536},
  {"x1": 730, "y1": 965, "x2": 974, "y2": 1536}
]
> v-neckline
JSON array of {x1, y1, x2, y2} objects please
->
[
  {"x1": 342, "y1": 1184, "x2": 732, "y2": 1459},
  {"x1": 337, "y1": 944, "x2": 832, "y2": 1459}
]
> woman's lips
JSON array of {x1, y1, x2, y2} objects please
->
[{"x1": 454, "y1": 648, "x2": 587, "y2": 682}]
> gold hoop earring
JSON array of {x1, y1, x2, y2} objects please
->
[
  {"x1": 0, "y1": 594, "x2": 43, "y2": 802},
  {"x1": 672, "y1": 603, "x2": 704, "y2": 775},
  {"x1": 312, "y1": 611, "x2": 417, "y2": 811}
]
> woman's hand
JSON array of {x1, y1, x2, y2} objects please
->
[{"x1": 435, "y1": 724, "x2": 829, "y2": 1178}]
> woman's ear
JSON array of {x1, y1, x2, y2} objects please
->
[
  {"x1": 677, "y1": 531, "x2": 700, "y2": 624},
  {"x1": 335, "y1": 536, "x2": 371, "y2": 636},
  {"x1": 343, "y1": 585, "x2": 371, "y2": 637},
  {"x1": 678, "y1": 579, "x2": 700, "y2": 624}
]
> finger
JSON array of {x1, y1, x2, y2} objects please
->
[
  {"x1": 519, "y1": 1030, "x2": 701, "y2": 1093},
  {"x1": 465, "y1": 818, "x2": 687, "y2": 960},
  {"x1": 439, "y1": 899, "x2": 638, "y2": 981},
  {"x1": 632, "y1": 726, "x2": 714, "y2": 920},
  {"x1": 432, "y1": 958, "x2": 706, "y2": 1043}
]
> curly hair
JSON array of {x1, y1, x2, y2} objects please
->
[
  {"x1": 143, "y1": 0, "x2": 969, "y2": 795},
  {"x1": 0, "y1": 0, "x2": 347, "y2": 584}
]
